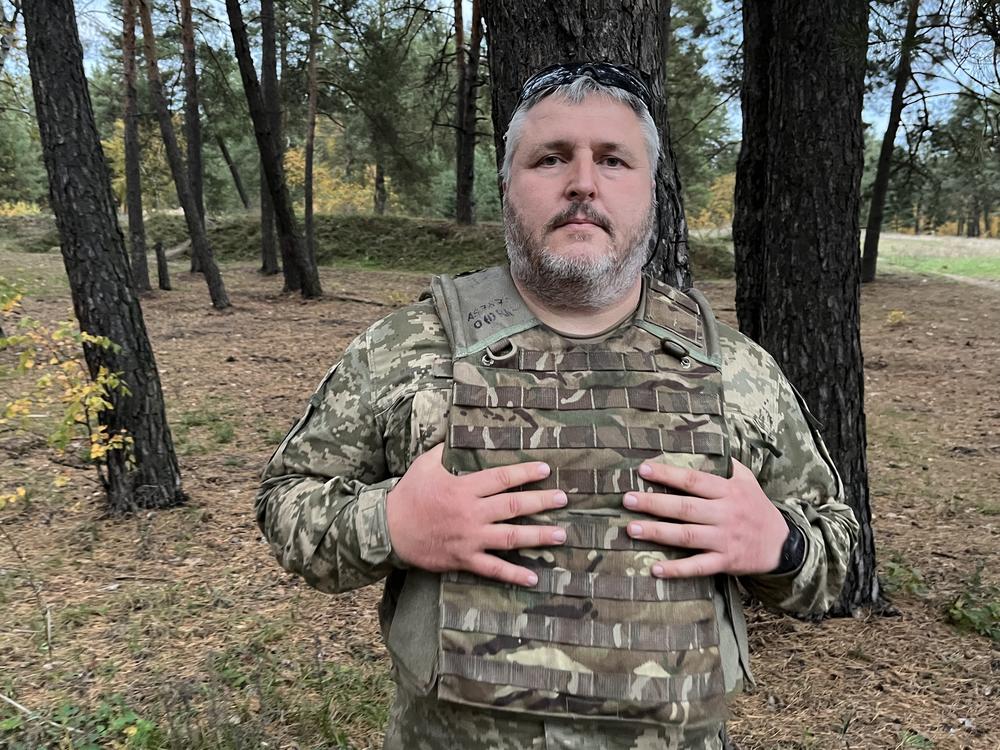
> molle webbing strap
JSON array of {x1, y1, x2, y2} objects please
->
[
  {"x1": 518, "y1": 349, "x2": 659, "y2": 372},
  {"x1": 453, "y1": 383, "x2": 723, "y2": 415},
  {"x1": 438, "y1": 653, "x2": 725, "y2": 705},
  {"x1": 685, "y1": 287, "x2": 722, "y2": 363},
  {"x1": 524, "y1": 467, "x2": 656, "y2": 497},
  {"x1": 449, "y1": 424, "x2": 726, "y2": 455},
  {"x1": 430, "y1": 267, "x2": 539, "y2": 358},
  {"x1": 444, "y1": 569, "x2": 713, "y2": 602},
  {"x1": 440, "y1": 602, "x2": 719, "y2": 652}
]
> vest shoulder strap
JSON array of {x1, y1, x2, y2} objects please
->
[
  {"x1": 639, "y1": 277, "x2": 723, "y2": 369},
  {"x1": 430, "y1": 266, "x2": 539, "y2": 359}
]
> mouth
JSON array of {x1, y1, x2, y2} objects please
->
[{"x1": 555, "y1": 216, "x2": 606, "y2": 232}]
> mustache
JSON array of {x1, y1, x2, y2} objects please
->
[{"x1": 545, "y1": 202, "x2": 613, "y2": 236}]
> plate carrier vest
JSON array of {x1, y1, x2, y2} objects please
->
[{"x1": 430, "y1": 266, "x2": 733, "y2": 728}]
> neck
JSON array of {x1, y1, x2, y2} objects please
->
[{"x1": 513, "y1": 275, "x2": 643, "y2": 337}]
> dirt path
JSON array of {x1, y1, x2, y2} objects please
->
[{"x1": 1, "y1": 254, "x2": 998, "y2": 749}]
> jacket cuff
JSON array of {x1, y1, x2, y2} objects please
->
[{"x1": 355, "y1": 477, "x2": 404, "y2": 568}]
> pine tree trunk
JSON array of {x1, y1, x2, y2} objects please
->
[
  {"x1": 179, "y1": 0, "x2": 205, "y2": 273},
  {"x1": 138, "y1": 0, "x2": 229, "y2": 309},
  {"x1": 122, "y1": 0, "x2": 151, "y2": 293},
  {"x1": 154, "y1": 240, "x2": 171, "y2": 290},
  {"x1": 304, "y1": 0, "x2": 319, "y2": 271},
  {"x1": 480, "y1": 0, "x2": 690, "y2": 287},
  {"x1": 454, "y1": 0, "x2": 482, "y2": 225},
  {"x1": 734, "y1": 0, "x2": 881, "y2": 615},
  {"x1": 23, "y1": 0, "x2": 185, "y2": 512},
  {"x1": 227, "y1": 0, "x2": 321, "y2": 297},
  {"x1": 215, "y1": 133, "x2": 250, "y2": 209},
  {"x1": 374, "y1": 158, "x2": 387, "y2": 215},
  {"x1": 861, "y1": 0, "x2": 918, "y2": 283},
  {"x1": 258, "y1": 0, "x2": 282, "y2": 281}
]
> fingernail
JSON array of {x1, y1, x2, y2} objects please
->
[
  {"x1": 652, "y1": 564, "x2": 664, "y2": 577},
  {"x1": 552, "y1": 529, "x2": 567, "y2": 543},
  {"x1": 537, "y1": 463, "x2": 551, "y2": 478},
  {"x1": 553, "y1": 491, "x2": 567, "y2": 506},
  {"x1": 628, "y1": 523, "x2": 643, "y2": 537},
  {"x1": 526, "y1": 572, "x2": 538, "y2": 586},
  {"x1": 638, "y1": 463, "x2": 653, "y2": 478},
  {"x1": 623, "y1": 493, "x2": 638, "y2": 508}
]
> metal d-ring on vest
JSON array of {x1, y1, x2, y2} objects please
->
[{"x1": 430, "y1": 266, "x2": 733, "y2": 730}]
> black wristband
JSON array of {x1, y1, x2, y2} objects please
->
[{"x1": 771, "y1": 518, "x2": 806, "y2": 575}]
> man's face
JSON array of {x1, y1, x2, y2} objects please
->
[{"x1": 503, "y1": 94, "x2": 655, "y2": 310}]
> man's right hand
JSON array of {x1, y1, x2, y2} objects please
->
[{"x1": 385, "y1": 443, "x2": 567, "y2": 587}]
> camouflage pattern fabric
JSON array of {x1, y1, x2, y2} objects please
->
[
  {"x1": 256, "y1": 268, "x2": 860, "y2": 747},
  {"x1": 433, "y1": 269, "x2": 731, "y2": 727}
]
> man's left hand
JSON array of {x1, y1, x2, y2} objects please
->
[{"x1": 622, "y1": 459, "x2": 790, "y2": 578}]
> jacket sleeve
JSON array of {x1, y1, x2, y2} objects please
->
[
  {"x1": 721, "y1": 327, "x2": 859, "y2": 616},
  {"x1": 255, "y1": 331, "x2": 401, "y2": 594}
]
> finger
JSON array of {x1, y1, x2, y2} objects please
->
[
  {"x1": 483, "y1": 523, "x2": 567, "y2": 551},
  {"x1": 650, "y1": 552, "x2": 727, "y2": 579},
  {"x1": 626, "y1": 519, "x2": 719, "y2": 551},
  {"x1": 638, "y1": 462, "x2": 728, "y2": 499},
  {"x1": 484, "y1": 489, "x2": 568, "y2": 522},
  {"x1": 622, "y1": 491, "x2": 720, "y2": 525},
  {"x1": 466, "y1": 460, "x2": 551, "y2": 497},
  {"x1": 467, "y1": 552, "x2": 541, "y2": 587}
]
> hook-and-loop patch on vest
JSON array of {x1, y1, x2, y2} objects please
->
[{"x1": 431, "y1": 266, "x2": 733, "y2": 728}]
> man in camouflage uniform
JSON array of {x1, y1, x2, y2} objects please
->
[{"x1": 257, "y1": 63, "x2": 859, "y2": 750}]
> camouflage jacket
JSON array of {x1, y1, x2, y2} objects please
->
[{"x1": 256, "y1": 280, "x2": 859, "y2": 715}]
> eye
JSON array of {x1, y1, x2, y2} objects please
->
[
  {"x1": 601, "y1": 156, "x2": 626, "y2": 168},
  {"x1": 538, "y1": 154, "x2": 563, "y2": 166}
]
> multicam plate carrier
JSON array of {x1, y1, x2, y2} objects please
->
[{"x1": 431, "y1": 266, "x2": 733, "y2": 728}]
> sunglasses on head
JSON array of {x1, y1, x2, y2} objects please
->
[{"x1": 515, "y1": 62, "x2": 653, "y2": 114}]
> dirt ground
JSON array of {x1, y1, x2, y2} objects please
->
[{"x1": 1, "y1": 251, "x2": 998, "y2": 749}]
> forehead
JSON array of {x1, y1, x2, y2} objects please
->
[{"x1": 515, "y1": 95, "x2": 648, "y2": 159}]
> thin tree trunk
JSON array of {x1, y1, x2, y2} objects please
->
[
  {"x1": 180, "y1": 0, "x2": 205, "y2": 273},
  {"x1": 23, "y1": 0, "x2": 185, "y2": 512},
  {"x1": 957, "y1": 215, "x2": 965, "y2": 236},
  {"x1": 861, "y1": 0, "x2": 919, "y2": 283},
  {"x1": 967, "y1": 201, "x2": 980, "y2": 237},
  {"x1": 984, "y1": 201, "x2": 993, "y2": 237},
  {"x1": 454, "y1": 0, "x2": 482, "y2": 225},
  {"x1": 259, "y1": 0, "x2": 281, "y2": 280},
  {"x1": 734, "y1": 0, "x2": 880, "y2": 615},
  {"x1": 304, "y1": 0, "x2": 319, "y2": 270},
  {"x1": 226, "y1": 0, "x2": 321, "y2": 298},
  {"x1": 374, "y1": 158, "x2": 387, "y2": 215},
  {"x1": 215, "y1": 133, "x2": 251, "y2": 209},
  {"x1": 154, "y1": 240, "x2": 171, "y2": 290},
  {"x1": 138, "y1": 0, "x2": 230, "y2": 309},
  {"x1": 481, "y1": 0, "x2": 690, "y2": 287},
  {"x1": 122, "y1": 0, "x2": 151, "y2": 293}
]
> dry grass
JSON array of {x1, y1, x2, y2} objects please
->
[{"x1": 1, "y1": 249, "x2": 998, "y2": 749}]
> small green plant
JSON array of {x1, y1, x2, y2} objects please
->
[
  {"x1": 897, "y1": 729, "x2": 934, "y2": 748},
  {"x1": 883, "y1": 554, "x2": 929, "y2": 598},
  {"x1": 947, "y1": 567, "x2": 1000, "y2": 642},
  {"x1": 0, "y1": 277, "x2": 133, "y2": 507},
  {"x1": 0, "y1": 695, "x2": 163, "y2": 749}
]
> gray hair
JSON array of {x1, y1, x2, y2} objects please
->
[{"x1": 500, "y1": 75, "x2": 661, "y2": 188}]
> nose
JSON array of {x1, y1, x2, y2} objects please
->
[{"x1": 564, "y1": 155, "x2": 597, "y2": 201}]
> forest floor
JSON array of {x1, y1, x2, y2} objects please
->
[{"x1": 1, "y1": 238, "x2": 999, "y2": 749}]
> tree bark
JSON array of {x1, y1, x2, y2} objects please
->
[
  {"x1": 227, "y1": 0, "x2": 321, "y2": 296},
  {"x1": 23, "y1": 0, "x2": 185, "y2": 512},
  {"x1": 122, "y1": 0, "x2": 151, "y2": 293},
  {"x1": 304, "y1": 0, "x2": 319, "y2": 271},
  {"x1": 374, "y1": 157, "x2": 387, "y2": 215},
  {"x1": 259, "y1": 0, "x2": 281, "y2": 279},
  {"x1": 215, "y1": 132, "x2": 251, "y2": 209},
  {"x1": 481, "y1": 0, "x2": 691, "y2": 287},
  {"x1": 454, "y1": 0, "x2": 482, "y2": 225},
  {"x1": 179, "y1": 0, "x2": 205, "y2": 273},
  {"x1": 137, "y1": 0, "x2": 229, "y2": 309},
  {"x1": 734, "y1": 0, "x2": 880, "y2": 614},
  {"x1": 861, "y1": 0, "x2": 919, "y2": 283},
  {"x1": 154, "y1": 240, "x2": 171, "y2": 290}
]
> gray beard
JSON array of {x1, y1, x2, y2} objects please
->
[{"x1": 504, "y1": 199, "x2": 655, "y2": 312}]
